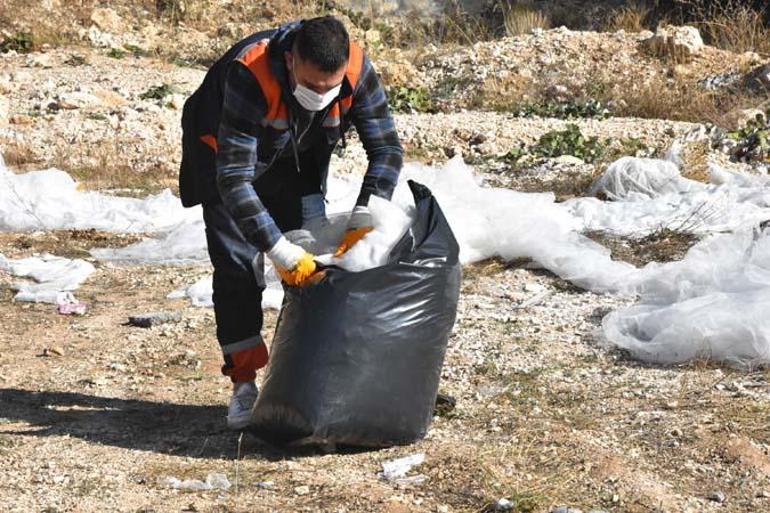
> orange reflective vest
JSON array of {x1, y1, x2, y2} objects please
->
[{"x1": 200, "y1": 40, "x2": 364, "y2": 152}]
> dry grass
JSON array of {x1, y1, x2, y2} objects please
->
[
  {"x1": 475, "y1": 62, "x2": 760, "y2": 127},
  {"x1": 678, "y1": 140, "x2": 712, "y2": 182},
  {"x1": 679, "y1": 0, "x2": 770, "y2": 56},
  {"x1": 592, "y1": 71, "x2": 754, "y2": 126},
  {"x1": 1, "y1": 138, "x2": 42, "y2": 170},
  {"x1": 501, "y1": 2, "x2": 550, "y2": 37},
  {"x1": 601, "y1": 2, "x2": 651, "y2": 33},
  {"x1": 51, "y1": 138, "x2": 176, "y2": 194}
]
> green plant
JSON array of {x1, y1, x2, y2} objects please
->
[
  {"x1": 139, "y1": 83, "x2": 178, "y2": 101},
  {"x1": 502, "y1": 143, "x2": 528, "y2": 165},
  {"x1": 124, "y1": 44, "x2": 150, "y2": 58},
  {"x1": 513, "y1": 99, "x2": 611, "y2": 119},
  {"x1": 107, "y1": 48, "x2": 126, "y2": 59},
  {"x1": 727, "y1": 110, "x2": 770, "y2": 163},
  {"x1": 532, "y1": 124, "x2": 607, "y2": 162},
  {"x1": 0, "y1": 32, "x2": 34, "y2": 53},
  {"x1": 387, "y1": 85, "x2": 435, "y2": 113}
]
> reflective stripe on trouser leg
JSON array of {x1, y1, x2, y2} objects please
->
[
  {"x1": 221, "y1": 336, "x2": 269, "y2": 383},
  {"x1": 203, "y1": 203, "x2": 269, "y2": 382}
]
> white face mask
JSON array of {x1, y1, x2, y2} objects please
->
[{"x1": 291, "y1": 66, "x2": 341, "y2": 111}]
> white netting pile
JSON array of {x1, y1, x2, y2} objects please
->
[{"x1": 4, "y1": 151, "x2": 770, "y2": 367}]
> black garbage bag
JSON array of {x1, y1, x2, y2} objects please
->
[{"x1": 250, "y1": 181, "x2": 462, "y2": 447}]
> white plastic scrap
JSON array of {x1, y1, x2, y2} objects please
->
[
  {"x1": 91, "y1": 219, "x2": 208, "y2": 264},
  {"x1": 602, "y1": 227, "x2": 770, "y2": 368},
  {"x1": 0, "y1": 165, "x2": 198, "y2": 233},
  {"x1": 9, "y1": 151, "x2": 770, "y2": 367},
  {"x1": 380, "y1": 453, "x2": 426, "y2": 485},
  {"x1": 163, "y1": 472, "x2": 231, "y2": 491},
  {"x1": 0, "y1": 253, "x2": 95, "y2": 303}
]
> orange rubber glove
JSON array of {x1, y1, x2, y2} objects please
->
[
  {"x1": 334, "y1": 206, "x2": 374, "y2": 257},
  {"x1": 267, "y1": 237, "x2": 319, "y2": 287},
  {"x1": 334, "y1": 226, "x2": 374, "y2": 257},
  {"x1": 276, "y1": 252, "x2": 318, "y2": 286}
]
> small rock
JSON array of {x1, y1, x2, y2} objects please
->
[
  {"x1": 26, "y1": 53, "x2": 53, "y2": 68},
  {"x1": 743, "y1": 63, "x2": 770, "y2": 92},
  {"x1": 524, "y1": 282, "x2": 545, "y2": 293},
  {"x1": 0, "y1": 95, "x2": 8, "y2": 126},
  {"x1": 551, "y1": 507, "x2": 582, "y2": 513},
  {"x1": 708, "y1": 491, "x2": 726, "y2": 503},
  {"x1": 641, "y1": 25, "x2": 703, "y2": 63},
  {"x1": 469, "y1": 132, "x2": 488, "y2": 146},
  {"x1": 92, "y1": 88, "x2": 128, "y2": 108},
  {"x1": 494, "y1": 498, "x2": 513, "y2": 511},
  {"x1": 434, "y1": 392, "x2": 457, "y2": 417},
  {"x1": 128, "y1": 311, "x2": 182, "y2": 328},
  {"x1": 90, "y1": 7, "x2": 125, "y2": 34},
  {"x1": 85, "y1": 25, "x2": 115, "y2": 48},
  {"x1": 756, "y1": 490, "x2": 770, "y2": 498},
  {"x1": 256, "y1": 481, "x2": 275, "y2": 489},
  {"x1": 167, "y1": 94, "x2": 185, "y2": 110},
  {"x1": 294, "y1": 485, "x2": 310, "y2": 495},
  {"x1": 41, "y1": 346, "x2": 64, "y2": 357},
  {"x1": 58, "y1": 91, "x2": 101, "y2": 110},
  {"x1": 552, "y1": 155, "x2": 586, "y2": 166},
  {"x1": 364, "y1": 29, "x2": 381, "y2": 45}
]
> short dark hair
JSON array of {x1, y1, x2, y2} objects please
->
[{"x1": 294, "y1": 16, "x2": 349, "y2": 73}]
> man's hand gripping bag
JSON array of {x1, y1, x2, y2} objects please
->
[{"x1": 250, "y1": 181, "x2": 461, "y2": 447}]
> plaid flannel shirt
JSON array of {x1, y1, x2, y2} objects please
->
[{"x1": 215, "y1": 52, "x2": 403, "y2": 253}]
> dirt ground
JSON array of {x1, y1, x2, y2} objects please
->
[
  {"x1": 3, "y1": 2, "x2": 770, "y2": 511},
  {"x1": 2, "y1": 231, "x2": 770, "y2": 513}
]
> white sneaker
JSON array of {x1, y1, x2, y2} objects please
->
[{"x1": 227, "y1": 381, "x2": 258, "y2": 430}]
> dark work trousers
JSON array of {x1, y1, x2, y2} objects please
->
[{"x1": 202, "y1": 152, "x2": 323, "y2": 383}]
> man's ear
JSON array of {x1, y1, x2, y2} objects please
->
[{"x1": 284, "y1": 51, "x2": 293, "y2": 70}]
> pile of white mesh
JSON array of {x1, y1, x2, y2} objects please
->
[{"x1": 4, "y1": 151, "x2": 770, "y2": 367}]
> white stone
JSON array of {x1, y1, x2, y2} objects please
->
[
  {"x1": 26, "y1": 53, "x2": 53, "y2": 68},
  {"x1": 58, "y1": 91, "x2": 101, "y2": 110},
  {"x1": 91, "y1": 8, "x2": 125, "y2": 34},
  {"x1": 642, "y1": 25, "x2": 703, "y2": 62},
  {"x1": 0, "y1": 95, "x2": 9, "y2": 126},
  {"x1": 553, "y1": 155, "x2": 586, "y2": 166},
  {"x1": 87, "y1": 26, "x2": 116, "y2": 48}
]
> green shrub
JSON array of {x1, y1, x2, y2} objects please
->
[
  {"x1": 0, "y1": 32, "x2": 34, "y2": 53},
  {"x1": 532, "y1": 124, "x2": 606, "y2": 162},
  {"x1": 514, "y1": 99, "x2": 611, "y2": 119},
  {"x1": 387, "y1": 86, "x2": 435, "y2": 113},
  {"x1": 727, "y1": 110, "x2": 770, "y2": 163},
  {"x1": 139, "y1": 83, "x2": 178, "y2": 101}
]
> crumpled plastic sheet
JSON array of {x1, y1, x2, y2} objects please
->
[
  {"x1": 0, "y1": 164, "x2": 198, "y2": 233},
  {"x1": 602, "y1": 227, "x2": 770, "y2": 368},
  {"x1": 92, "y1": 218, "x2": 209, "y2": 264},
  {"x1": 7, "y1": 151, "x2": 770, "y2": 366},
  {"x1": 162, "y1": 472, "x2": 231, "y2": 491},
  {"x1": 0, "y1": 253, "x2": 95, "y2": 303}
]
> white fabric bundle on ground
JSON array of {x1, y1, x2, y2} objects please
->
[
  {"x1": 0, "y1": 253, "x2": 95, "y2": 303},
  {"x1": 0, "y1": 165, "x2": 198, "y2": 233},
  {"x1": 604, "y1": 227, "x2": 770, "y2": 367},
  {"x1": 588, "y1": 154, "x2": 703, "y2": 200},
  {"x1": 91, "y1": 219, "x2": 208, "y2": 264},
  {"x1": 7, "y1": 152, "x2": 770, "y2": 367}
]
